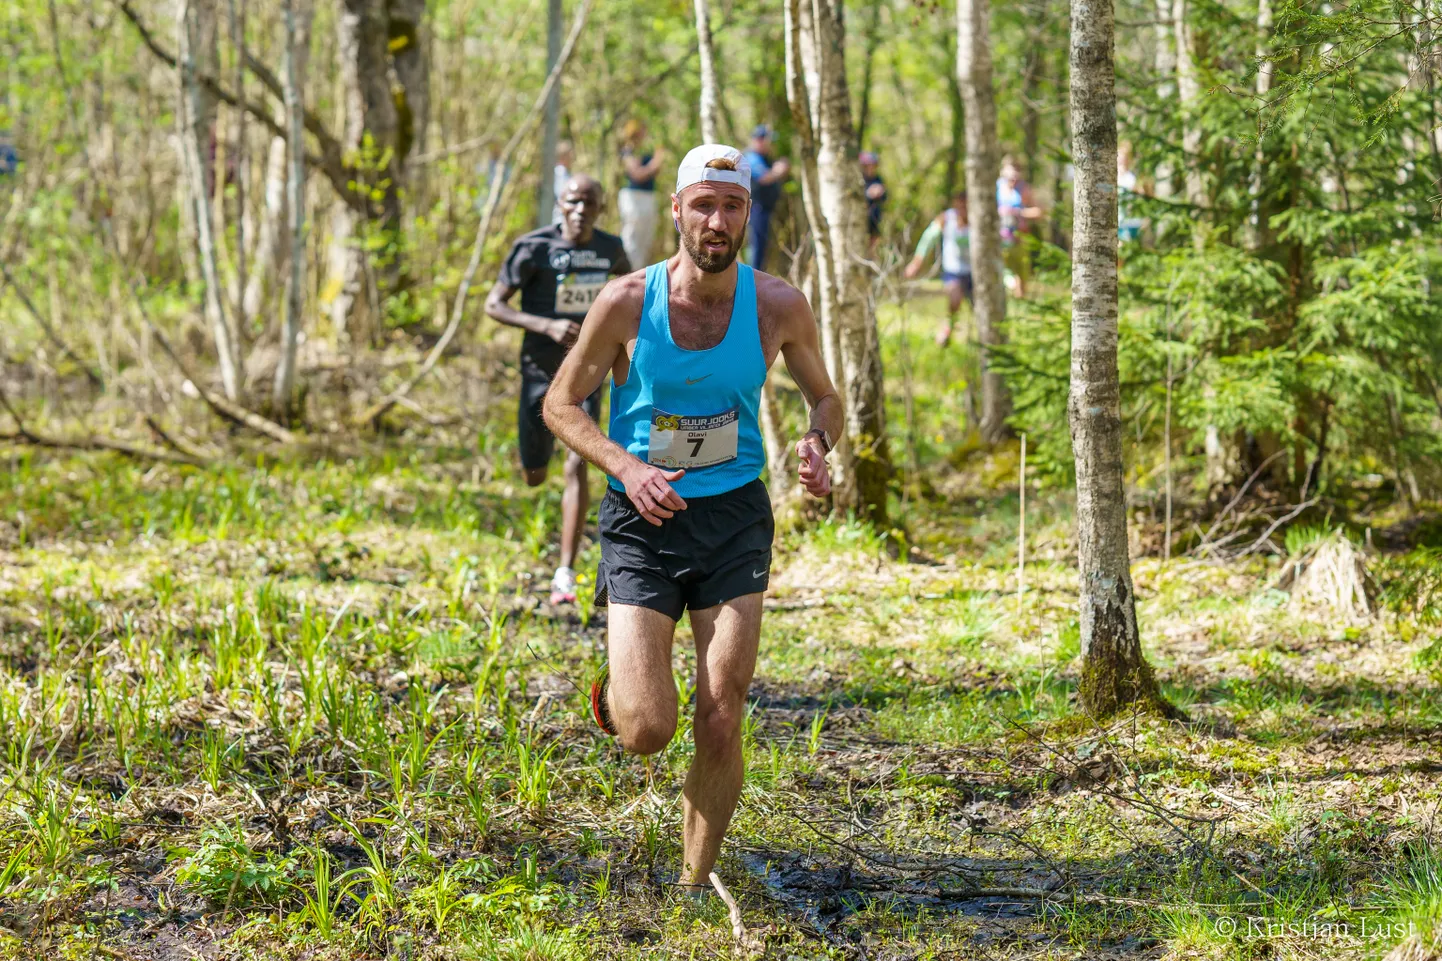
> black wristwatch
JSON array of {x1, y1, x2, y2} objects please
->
[{"x1": 804, "y1": 428, "x2": 832, "y2": 454}]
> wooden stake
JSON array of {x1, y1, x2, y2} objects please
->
[{"x1": 1017, "y1": 433, "x2": 1026, "y2": 598}]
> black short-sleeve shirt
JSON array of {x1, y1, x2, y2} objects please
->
[{"x1": 497, "y1": 224, "x2": 629, "y2": 375}]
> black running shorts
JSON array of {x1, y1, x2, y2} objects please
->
[
  {"x1": 595, "y1": 478, "x2": 774, "y2": 621},
  {"x1": 518, "y1": 361, "x2": 601, "y2": 471}
]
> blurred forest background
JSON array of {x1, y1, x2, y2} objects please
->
[{"x1": 5, "y1": 0, "x2": 1442, "y2": 958}]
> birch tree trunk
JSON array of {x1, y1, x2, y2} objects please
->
[
  {"x1": 178, "y1": 0, "x2": 242, "y2": 400},
  {"x1": 227, "y1": 0, "x2": 247, "y2": 335},
  {"x1": 272, "y1": 0, "x2": 308, "y2": 419},
  {"x1": 537, "y1": 0, "x2": 561, "y2": 227},
  {"x1": 243, "y1": 135, "x2": 287, "y2": 325},
  {"x1": 784, "y1": 0, "x2": 891, "y2": 525},
  {"x1": 1153, "y1": 0, "x2": 1175, "y2": 198},
  {"x1": 693, "y1": 0, "x2": 719, "y2": 143},
  {"x1": 957, "y1": 0, "x2": 1012, "y2": 444},
  {"x1": 1173, "y1": 0, "x2": 1205, "y2": 225},
  {"x1": 325, "y1": 0, "x2": 428, "y2": 338},
  {"x1": 1069, "y1": 0, "x2": 1173, "y2": 719},
  {"x1": 1247, "y1": 0, "x2": 1273, "y2": 248}
]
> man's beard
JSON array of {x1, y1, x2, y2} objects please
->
[{"x1": 681, "y1": 225, "x2": 742, "y2": 273}]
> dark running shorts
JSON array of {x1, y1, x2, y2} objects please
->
[
  {"x1": 595, "y1": 478, "x2": 774, "y2": 621},
  {"x1": 519, "y1": 362, "x2": 601, "y2": 471},
  {"x1": 941, "y1": 270, "x2": 974, "y2": 301}
]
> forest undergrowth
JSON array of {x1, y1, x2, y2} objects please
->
[{"x1": 1, "y1": 307, "x2": 1440, "y2": 961}]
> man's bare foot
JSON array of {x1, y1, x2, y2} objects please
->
[{"x1": 935, "y1": 323, "x2": 953, "y2": 347}]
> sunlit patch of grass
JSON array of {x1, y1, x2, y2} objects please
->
[{"x1": 1372, "y1": 843, "x2": 1442, "y2": 950}]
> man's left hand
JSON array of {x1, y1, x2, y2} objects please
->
[{"x1": 796, "y1": 435, "x2": 831, "y2": 497}]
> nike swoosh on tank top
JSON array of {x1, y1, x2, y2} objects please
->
[{"x1": 607, "y1": 262, "x2": 767, "y2": 499}]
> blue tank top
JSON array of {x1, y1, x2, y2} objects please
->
[{"x1": 608, "y1": 262, "x2": 767, "y2": 499}]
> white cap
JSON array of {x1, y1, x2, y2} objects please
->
[{"x1": 675, "y1": 144, "x2": 751, "y2": 196}]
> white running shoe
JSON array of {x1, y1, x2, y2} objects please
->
[{"x1": 549, "y1": 566, "x2": 578, "y2": 605}]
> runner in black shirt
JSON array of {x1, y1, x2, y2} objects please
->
[{"x1": 485, "y1": 175, "x2": 631, "y2": 604}]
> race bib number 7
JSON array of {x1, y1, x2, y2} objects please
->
[
  {"x1": 648, "y1": 408, "x2": 739, "y2": 470},
  {"x1": 555, "y1": 273, "x2": 606, "y2": 316}
]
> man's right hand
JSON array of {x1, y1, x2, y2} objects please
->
[
  {"x1": 903, "y1": 257, "x2": 924, "y2": 279},
  {"x1": 773, "y1": 158, "x2": 792, "y2": 179},
  {"x1": 620, "y1": 461, "x2": 687, "y2": 526},
  {"x1": 545, "y1": 318, "x2": 582, "y2": 346}
]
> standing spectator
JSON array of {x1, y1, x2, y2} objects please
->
[
  {"x1": 618, "y1": 120, "x2": 664, "y2": 268},
  {"x1": 551, "y1": 140, "x2": 575, "y2": 225},
  {"x1": 743, "y1": 124, "x2": 790, "y2": 271},
  {"x1": 996, "y1": 154, "x2": 1042, "y2": 298},
  {"x1": 0, "y1": 132, "x2": 19, "y2": 178},
  {"x1": 860, "y1": 150, "x2": 887, "y2": 254},
  {"x1": 1117, "y1": 141, "x2": 1146, "y2": 245}
]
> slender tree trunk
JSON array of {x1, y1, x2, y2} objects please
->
[
  {"x1": 957, "y1": 0, "x2": 1012, "y2": 444},
  {"x1": 784, "y1": 0, "x2": 891, "y2": 525},
  {"x1": 537, "y1": 0, "x2": 562, "y2": 226},
  {"x1": 693, "y1": 0, "x2": 719, "y2": 143},
  {"x1": 179, "y1": 0, "x2": 242, "y2": 400},
  {"x1": 944, "y1": 35, "x2": 964, "y2": 203},
  {"x1": 1020, "y1": 1, "x2": 1046, "y2": 186},
  {"x1": 1153, "y1": 0, "x2": 1175, "y2": 198},
  {"x1": 1173, "y1": 0, "x2": 1204, "y2": 229},
  {"x1": 272, "y1": 0, "x2": 308, "y2": 419},
  {"x1": 326, "y1": 3, "x2": 369, "y2": 338},
  {"x1": 227, "y1": 0, "x2": 247, "y2": 335},
  {"x1": 1068, "y1": 0, "x2": 1173, "y2": 719},
  {"x1": 244, "y1": 135, "x2": 287, "y2": 325},
  {"x1": 325, "y1": 0, "x2": 427, "y2": 336},
  {"x1": 1176, "y1": 0, "x2": 1234, "y2": 490},
  {"x1": 855, "y1": 0, "x2": 884, "y2": 149},
  {"x1": 1247, "y1": 0, "x2": 1273, "y2": 249}
]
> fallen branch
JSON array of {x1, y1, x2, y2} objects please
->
[
  {"x1": 354, "y1": 0, "x2": 596, "y2": 427},
  {"x1": 1236, "y1": 498, "x2": 1318, "y2": 558},
  {"x1": 0, "y1": 387, "x2": 201, "y2": 467},
  {"x1": 94, "y1": 218, "x2": 296, "y2": 444},
  {"x1": 144, "y1": 416, "x2": 216, "y2": 463},
  {"x1": 0, "y1": 429, "x2": 200, "y2": 466}
]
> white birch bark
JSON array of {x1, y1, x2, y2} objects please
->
[
  {"x1": 1247, "y1": 0, "x2": 1273, "y2": 246},
  {"x1": 1173, "y1": 0, "x2": 1205, "y2": 218},
  {"x1": 272, "y1": 0, "x2": 308, "y2": 417},
  {"x1": 957, "y1": 0, "x2": 1012, "y2": 444},
  {"x1": 693, "y1": 0, "x2": 719, "y2": 143},
  {"x1": 1069, "y1": 0, "x2": 1169, "y2": 718},
  {"x1": 243, "y1": 135, "x2": 287, "y2": 325},
  {"x1": 178, "y1": 0, "x2": 242, "y2": 400},
  {"x1": 227, "y1": 0, "x2": 247, "y2": 333},
  {"x1": 325, "y1": 2, "x2": 368, "y2": 338},
  {"x1": 1153, "y1": 0, "x2": 1175, "y2": 198},
  {"x1": 784, "y1": 0, "x2": 891, "y2": 524}
]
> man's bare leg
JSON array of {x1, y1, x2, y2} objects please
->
[
  {"x1": 605, "y1": 604, "x2": 679, "y2": 755},
  {"x1": 679, "y1": 593, "x2": 762, "y2": 888},
  {"x1": 938, "y1": 280, "x2": 966, "y2": 347},
  {"x1": 559, "y1": 452, "x2": 588, "y2": 570}
]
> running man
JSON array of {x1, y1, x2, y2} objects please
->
[
  {"x1": 543, "y1": 144, "x2": 841, "y2": 892},
  {"x1": 905, "y1": 189, "x2": 973, "y2": 347},
  {"x1": 485, "y1": 175, "x2": 631, "y2": 605},
  {"x1": 996, "y1": 155, "x2": 1043, "y2": 298}
]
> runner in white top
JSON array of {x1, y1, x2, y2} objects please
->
[{"x1": 905, "y1": 190, "x2": 974, "y2": 347}]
